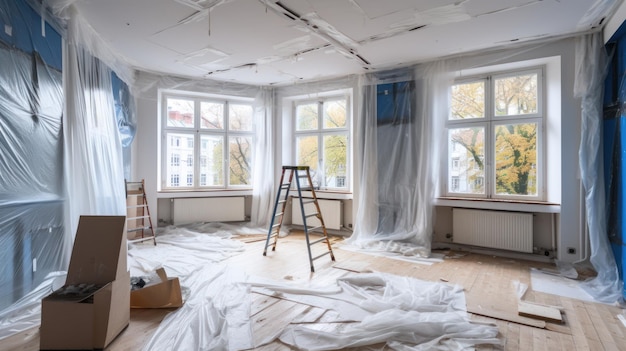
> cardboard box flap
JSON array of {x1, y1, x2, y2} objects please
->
[
  {"x1": 67, "y1": 215, "x2": 126, "y2": 286},
  {"x1": 130, "y1": 268, "x2": 183, "y2": 309}
]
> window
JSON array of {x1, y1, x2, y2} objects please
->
[
  {"x1": 446, "y1": 68, "x2": 543, "y2": 200},
  {"x1": 161, "y1": 92, "x2": 254, "y2": 190},
  {"x1": 294, "y1": 96, "x2": 349, "y2": 190},
  {"x1": 171, "y1": 154, "x2": 180, "y2": 167}
]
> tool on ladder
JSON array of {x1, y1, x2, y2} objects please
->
[
  {"x1": 125, "y1": 179, "x2": 157, "y2": 245},
  {"x1": 263, "y1": 166, "x2": 335, "y2": 272}
]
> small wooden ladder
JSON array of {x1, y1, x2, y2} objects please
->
[
  {"x1": 263, "y1": 166, "x2": 335, "y2": 272},
  {"x1": 125, "y1": 179, "x2": 156, "y2": 245}
]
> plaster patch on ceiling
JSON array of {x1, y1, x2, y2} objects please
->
[
  {"x1": 351, "y1": 0, "x2": 459, "y2": 20},
  {"x1": 177, "y1": 46, "x2": 230, "y2": 66},
  {"x1": 470, "y1": 0, "x2": 541, "y2": 18},
  {"x1": 388, "y1": 3, "x2": 470, "y2": 29},
  {"x1": 273, "y1": 35, "x2": 316, "y2": 54}
]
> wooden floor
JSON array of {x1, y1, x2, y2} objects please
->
[{"x1": 3, "y1": 232, "x2": 625, "y2": 351}]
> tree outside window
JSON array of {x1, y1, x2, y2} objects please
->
[
  {"x1": 294, "y1": 97, "x2": 349, "y2": 190},
  {"x1": 447, "y1": 68, "x2": 543, "y2": 199}
]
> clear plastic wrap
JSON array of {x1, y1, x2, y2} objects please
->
[
  {"x1": 574, "y1": 31, "x2": 623, "y2": 303},
  {"x1": 0, "y1": 0, "x2": 136, "y2": 340},
  {"x1": 0, "y1": 0, "x2": 66, "y2": 319},
  {"x1": 346, "y1": 63, "x2": 452, "y2": 258}
]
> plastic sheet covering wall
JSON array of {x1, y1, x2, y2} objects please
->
[
  {"x1": 574, "y1": 32, "x2": 623, "y2": 303},
  {"x1": 0, "y1": 0, "x2": 65, "y2": 311}
]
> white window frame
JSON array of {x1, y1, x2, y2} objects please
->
[
  {"x1": 160, "y1": 91, "x2": 255, "y2": 191},
  {"x1": 445, "y1": 67, "x2": 545, "y2": 201},
  {"x1": 293, "y1": 95, "x2": 351, "y2": 191}
]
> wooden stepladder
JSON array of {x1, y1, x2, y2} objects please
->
[
  {"x1": 263, "y1": 166, "x2": 335, "y2": 272},
  {"x1": 125, "y1": 179, "x2": 157, "y2": 245}
]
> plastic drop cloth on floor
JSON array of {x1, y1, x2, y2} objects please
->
[
  {"x1": 132, "y1": 225, "x2": 499, "y2": 351},
  {"x1": 249, "y1": 273, "x2": 500, "y2": 350}
]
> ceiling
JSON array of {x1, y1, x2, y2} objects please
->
[{"x1": 73, "y1": 0, "x2": 621, "y2": 86}]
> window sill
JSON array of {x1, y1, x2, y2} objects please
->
[
  {"x1": 435, "y1": 197, "x2": 560, "y2": 213},
  {"x1": 157, "y1": 189, "x2": 253, "y2": 198}
]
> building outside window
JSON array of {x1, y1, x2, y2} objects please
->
[
  {"x1": 446, "y1": 68, "x2": 543, "y2": 200},
  {"x1": 294, "y1": 96, "x2": 349, "y2": 190},
  {"x1": 161, "y1": 92, "x2": 254, "y2": 190}
]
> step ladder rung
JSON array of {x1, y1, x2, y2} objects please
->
[
  {"x1": 278, "y1": 199, "x2": 287, "y2": 204},
  {"x1": 128, "y1": 236, "x2": 156, "y2": 244},
  {"x1": 301, "y1": 199, "x2": 315, "y2": 204},
  {"x1": 271, "y1": 223, "x2": 281, "y2": 229},
  {"x1": 280, "y1": 184, "x2": 291, "y2": 189},
  {"x1": 308, "y1": 237, "x2": 327, "y2": 246},
  {"x1": 306, "y1": 225, "x2": 323, "y2": 233},
  {"x1": 127, "y1": 215, "x2": 150, "y2": 221},
  {"x1": 274, "y1": 212, "x2": 284, "y2": 217},
  {"x1": 304, "y1": 212, "x2": 319, "y2": 218},
  {"x1": 312, "y1": 251, "x2": 332, "y2": 261},
  {"x1": 127, "y1": 226, "x2": 152, "y2": 232}
]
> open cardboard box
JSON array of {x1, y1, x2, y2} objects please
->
[
  {"x1": 40, "y1": 216, "x2": 130, "y2": 350},
  {"x1": 130, "y1": 268, "x2": 183, "y2": 309}
]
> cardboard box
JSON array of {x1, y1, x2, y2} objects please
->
[
  {"x1": 130, "y1": 268, "x2": 183, "y2": 308},
  {"x1": 40, "y1": 216, "x2": 130, "y2": 350}
]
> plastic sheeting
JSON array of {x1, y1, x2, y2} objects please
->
[
  {"x1": 574, "y1": 31, "x2": 623, "y2": 303},
  {"x1": 250, "y1": 273, "x2": 500, "y2": 350},
  {"x1": 346, "y1": 63, "x2": 452, "y2": 258},
  {"x1": 134, "y1": 227, "x2": 498, "y2": 351},
  {"x1": 0, "y1": 0, "x2": 66, "y2": 313}
]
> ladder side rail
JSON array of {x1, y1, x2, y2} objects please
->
[
  {"x1": 140, "y1": 179, "x2": 157, "y2": 245},
  {"x1": 305, "y1": 171, "x2": 336, "y2": 262},
  {"x1": 295, "y1": 168, "x2": 316, "y2": 272},
  {"x1": 264, "y1": 168, "x2": 290, "y2": 255}
]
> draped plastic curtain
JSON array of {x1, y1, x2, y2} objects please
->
[
  {"x1": 250, "y1": 87, "x2": 275, "y2": 228},
  {"x1": 63, "y1": 6, "x2": 127, "y2": 239},
  {"x1": 347, "y1": 63, "x2": 452, "y2": 257},
  {"x1": 574, "y1": 31, "x2": 623, "y2": 303}
]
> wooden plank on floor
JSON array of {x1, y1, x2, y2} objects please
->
[
  {"x1": 518, "y1": 301, "x2": 562, "y2": 323},
  {"x1": 332, "y1": 260, "x2": 372, "y2": 273},
  {"x1": 468, "y1": 306, "x2": 546, "y2": 329}
]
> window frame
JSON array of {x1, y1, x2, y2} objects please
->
[
  {"x1": 445, "y1": 67, "x2": 545, "y2": 201},
  {"x1": 160, "y1": 91, "x2": 255, "y2": 191},
  {"x1": 293, "y1": 95, "x2": 351, "y2": 191}
]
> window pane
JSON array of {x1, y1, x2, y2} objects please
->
[
  {"x1": 296, "y1": 103, "x2": 318, "y2": 131},
  {"x1": 229, "y1": 104, "x2": 253, "y2": 131},
  {"x1": 200, "y1": 135, "x2": 224, "y2": 186},
  {"x1": 166, "y1": 98, "x2": 194, "y2": 128},
  {"x1": 494, "y1": 73, "x2": 538, "y2": 116},
  {"x1": 166, "y1": 132, "x2": 194, "y2": 188},
  {"x1": 323, "y1": 134, "x2": 347, "y2": 189},
  {"x1": 323, "y1": 99, "x2": 346, "y2": 129},
  {"x1": 448, "y1": 127, "x2": 485, "y2": 194},
  {"x1": 494, "y1": 123, "x2": 537, "y2": 196},
  {"x1": 201, "y1": 101, "x2": 224, "y2": 129},
  {"x1": 296, "y1": 135, "x2": 318, "y2": 170},
  {"x1": 229, "y1": 136, "x2": 252, "y2": 186},
  {"x1": 450, "y1": 81, "x2": 484, "y2": 120}
]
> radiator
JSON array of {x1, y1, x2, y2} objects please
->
[
  {"x1": 172, "y1": 197, "x2": 245, "y2": 225},
  {"x1": 292, "y1": 199, "x2": 343, "y2": 230},
  {"x1": 452, "y1": 208, "x2": 533, "y2": 253}
]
